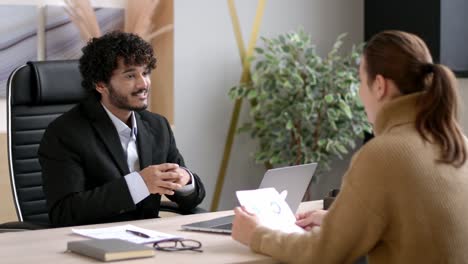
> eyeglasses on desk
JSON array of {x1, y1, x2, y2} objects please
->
[{"x1": 153, "y1": 239, "x2": 203, "y2": 253}]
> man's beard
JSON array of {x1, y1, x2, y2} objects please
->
[{"x1": 108, "y1": 84, "x2": 148, "y2": 111}]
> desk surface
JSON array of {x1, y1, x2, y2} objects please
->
[{"x1": 0, "y1": 200, "x2": 322, "y2": 264}]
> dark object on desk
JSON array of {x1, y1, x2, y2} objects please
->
[
  {"x1": 323, "y1": 189, "x2": 340, "y2": 210},
  {"x1": 0, "y1": 60, "x2": 206, "y2": 233},
  {"x1": 67, "y1": 239, "x2": 155, "y2": 262}
]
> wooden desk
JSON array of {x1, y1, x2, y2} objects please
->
[{"x1": 0, "y1": 200, "x2": 322, "y2": 264}]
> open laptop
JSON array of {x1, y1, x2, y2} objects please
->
[{"x1": 181, "y1": 163, "x2": 317, "y2": 234}]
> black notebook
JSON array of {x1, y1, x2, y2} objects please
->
[{"x1": 67, "y1": 239, "x2": 155, "y2": 262}]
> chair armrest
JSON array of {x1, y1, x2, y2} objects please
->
[
  {"x1": 160, "y1": 201, "x2": 207, "y2": 215},
  {"x1": 0, "y1": 221, "x2": 50, "y2": 233}
]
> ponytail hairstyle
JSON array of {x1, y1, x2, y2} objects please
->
[{"x1": 363, "y1": 30, "x2": 466, "y2": 167}]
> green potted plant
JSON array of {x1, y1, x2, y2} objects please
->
[{"x1": 229, "y1": 29, "x2": 371, "y2": 179}]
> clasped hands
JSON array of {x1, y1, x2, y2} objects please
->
[
  {"x1": 232, "y1": 207, "x2": 328, "y2": 246},
  {"x1": 139, "y1": 163, "x2": 191, "y2": 195}
]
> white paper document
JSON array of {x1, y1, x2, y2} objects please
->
[
  {"x1": 72, "y1": 224, "x2": 181, "y2": 244},
  {"x1": 236, "y1": 188, "x2": 305, "y2": 233}
]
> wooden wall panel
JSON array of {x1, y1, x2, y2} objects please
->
[
  {"x1": 150, "y1": 0, "x2": 174, "y2": 124},
  {"x1": 0, "y1": 133, "x2": 17, "y2": 222}
]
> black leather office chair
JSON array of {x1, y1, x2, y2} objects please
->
[
  {"x1": 0, "y1": 60, "x2": 204, "y2": 232},
  {"x1": 0, "y1": 60, "x2": 86, "y2": 231}
]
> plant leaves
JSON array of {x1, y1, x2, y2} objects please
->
[
  {"x1": 255, "y1": 47, "x2": 264, "y2": 54},
  {"x1": 324, "y1": 94, "x2": 334, "y2": 103},
  {"x1": 227, "y1": 28, "x2": 369, "y2": 174},
  {"x1": 247, "y1": 89, "x2": 258, "y2": 100},
  {"x1": 338, "y1": 100, "x2": 352, "y2": 119}
]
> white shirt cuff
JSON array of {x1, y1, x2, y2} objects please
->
[
  {"x1": 124, "y1": 172, "x2": 150, "y2": 204},
  {"x1": 175, "y1": 167, "x2": 196, "y2": 195}
]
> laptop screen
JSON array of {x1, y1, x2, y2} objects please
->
[{"x1": 258, "y1": 163, "x2": 317, "y2": 212}]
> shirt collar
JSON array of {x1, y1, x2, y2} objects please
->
[{"x1": 101, "y1": 103, "x2": 138, "y2": 138}]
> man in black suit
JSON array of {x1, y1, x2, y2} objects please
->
[{"x1": 38, "y1": 31, "x2": 205, "y2": 227}]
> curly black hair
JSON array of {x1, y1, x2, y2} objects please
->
[{"x1": 79, "y1": 31, "x2": 157, "y2": 97}]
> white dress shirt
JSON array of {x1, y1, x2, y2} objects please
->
[{"x1": 101, "y1": 104, "x2": 195, "y2": 204}]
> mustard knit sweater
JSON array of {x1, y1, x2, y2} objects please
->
[{"x1": 250, "y1": 93, "x2": 468, "y2": 263}]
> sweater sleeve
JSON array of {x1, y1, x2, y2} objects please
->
[{"x1": 250, "y1": 145, "x2": 391, "y2": 263}]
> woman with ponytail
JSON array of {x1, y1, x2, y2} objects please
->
[{"x1": 232, "y1": 30, "x2": 468, "y2": 263}]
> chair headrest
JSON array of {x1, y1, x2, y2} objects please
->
[{"x1": 28, "y1": 60, "x2": 88, "y2": 104}]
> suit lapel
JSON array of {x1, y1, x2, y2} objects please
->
[
  {"x1": 83, "y1": 96, "x2": 130, "y2": 175},
  {"x1": 135, "y1": 113, "x2": 153, "y2": 169}
]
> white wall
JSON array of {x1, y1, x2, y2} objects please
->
[{"x1": 174, "y1": 0, "x2": 365, "y2": 210}]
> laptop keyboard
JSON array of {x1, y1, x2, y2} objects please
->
[{"x1": 215, "y1": 223, "x2": 233, "y2": 230}]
